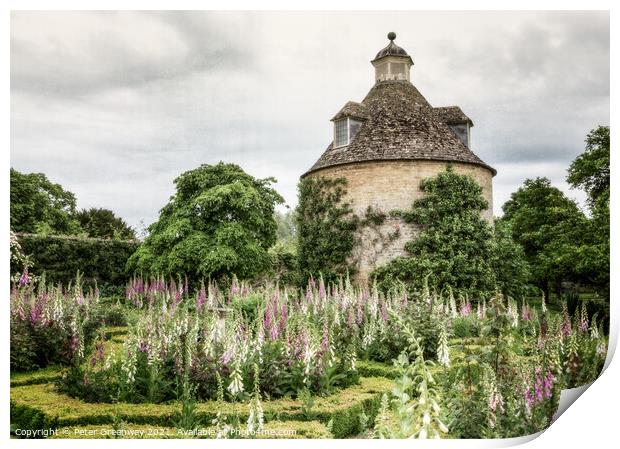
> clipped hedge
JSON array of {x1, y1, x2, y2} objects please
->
[
  {"x1": 10, "y1": 402, "x2": 59, "y2": 439},
  {"x1": 356, "y1": 360, "x2": 399, "y2": 379},
  {"x1": 14, "y1": 233, "x2": 140, "y2": 289},
  {"x1": 10, "y1": 376, "x2": 392, "y2": 438},
  {"x1": 10, "y1": 366, "x2": 64, "y2": 388}
]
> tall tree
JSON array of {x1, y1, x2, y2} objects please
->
[
  {"x1": 10, "y1": 168, "x2": 80, "y2": 235},
  {"x1": 567, "y1": 126, "x2": 610, "y2": 210},
  {"x1": 501, "y1": 177, "x2": 588, "y2": 299},
  {"x1": 76, "y1": 207, "x2": 136, "y2": 240},
  {"x1": 491, "y1": 219, "x2": 530, "y2": 300},
  {"x1": 567, "y1": 125, "x2": 610, "y2": 298},
  {"x1": 274, "y1": 210, "x2": 297, "y2": 248},
  {"x1": 127, "y1": 162, "x2": 283, "y2": 281}
]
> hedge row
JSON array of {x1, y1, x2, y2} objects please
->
[
  {"x1": 14, "y1": 233, "x2": 140, "y2": 291},
  {"x1": 10, "y1": 376, "x2": 393, "y2": 438}
]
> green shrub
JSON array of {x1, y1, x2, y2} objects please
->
[
  {"x1": 268, "y1": 243, "x2": 300, "y2": 287},
  {"x1": 93, "y1": 303, "x2": 128, "y2": 327},
  {"x1": 452, "y1": 316, "x2": 480, "y2": 339},
  {"x1": 10, "y1": 320, "x2": 40, "y2": 372},
  {"x1": 11, "y1": 280, "x2": 104, "y2": 372},
  {"x1": 10, "y1": 402, "x2": 59, "y2": 439}
]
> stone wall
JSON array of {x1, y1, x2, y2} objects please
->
[{"x1": 306, "y1": 159, "x2": 494, "y2": 283}]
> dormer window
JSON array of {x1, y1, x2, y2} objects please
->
[
  {"x1": 334, "y1": 117, "x2": 363, "y2": 148},
  {"x1": 432, "y1": 106, "x2": 474, "y2": 148}
]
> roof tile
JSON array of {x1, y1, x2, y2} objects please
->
[{"x1": 303, "y1": 80, "x2": 495, "y2": 176}]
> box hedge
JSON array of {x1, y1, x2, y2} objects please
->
[{"x1": 10, "y1": 377, "x2": 393, "y2": 438}]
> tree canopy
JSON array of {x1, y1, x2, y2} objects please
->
[
  {"x1": 10, "y1": 168, "x2": 80, "y2": 235},
  {"x1": 566, "y1": 125, "x2": 610, "y2": 298},
  {"x1": 500, "y1": 177, "x2": 588, "y2": 298},
  {"x1": 127, "y1": 162, "x2": 284, "y2": 281},
  {"x1": 76, "y1": 207, "x2": 136, "y2": 240},
  {"x1": 567, "y1": 126, "x2": 610, "y2": 210},
  {"x1": 490, "y1": 219, "x2": 530, "y2": 300},
  {"x1": 274, "y1": 210, "x2": 297, "y2": 249}
]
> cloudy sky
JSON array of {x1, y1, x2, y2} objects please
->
[{"x1": 11, "y1": 11, "x2": 609, "y2": 230}]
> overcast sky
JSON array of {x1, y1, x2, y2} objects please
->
[{"x1": 11, "y1": 11, "x2": 609, "y2": 230}]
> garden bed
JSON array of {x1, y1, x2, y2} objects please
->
[{"x1": 10, "y1": 374, "x2": 392, "y2": 438}]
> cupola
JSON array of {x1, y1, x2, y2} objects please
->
[{"x1": 371, "y1": 32, "x2": 413, "y2": 83}]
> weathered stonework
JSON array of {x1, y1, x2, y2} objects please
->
[{"x1": 307, "y1": 160, "x2": 494, "y2": 283}]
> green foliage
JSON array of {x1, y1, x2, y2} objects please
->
[
  {"x1": 373, "y1": 167, "x2": 495, "y2": 298},
  {"x1": 10, "y1": 168, "x2": 80, "y2": 235},
  {"x1": 10, "y1": 402, "x2": 59, "y2": 439},
  {"x1": 491, "y1": 220, "x2": 530, "y2": 299},
  {"x1": 274, "y1": 210, "x2": 297, "y2": 247},
  {"x1": 268, "y1": 242, "x2": 299, "y2": 287},
  {"x1": 10, "y1": 276, "x2": 124, "y2": 372},
  {"x1": 441, "y1": 356, "x2": 490, "y2": 438},
  {"x1": 296, "y1": 177, "x2": 359, "y2": 285},
  {"x1": 356, "y1": 360, "x2": 399, "y2": 379},
  {"x1": 127, "y1": 162, "x2": 283, "y2": 282},
  {"x1": 76, "y1": 208, "x2": 136, "y2": 240},
  {"x1": 567, "y1": 125, "x2": 610, "y2": 210},
  {"x1": 501, "y1": 177, "x2": 590, "y2": 298},
  {"x1": 10, "y1": 319, "x2": 41, "y2": 372},
  {"x1": 13, "y1": 233, "x2": 139, "y2": 288},
  {"x1": 173, "y1": 383, "x2": 201, "y2": 431},
  {"x1": 12, "y1": 376, "x2": 391, "y2": 438},
  {"x1": 376, "y1": 314, "x2": 449, "y2": 439},
  {"x1": 566, "y1": 126, "x2": 610, "y2": 299},
  {"x1": 452, "y1": 316, "x2": 480, "y2": 339}
]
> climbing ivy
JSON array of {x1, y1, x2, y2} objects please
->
[
  {"x1": 296, "y1": 177, "x2": 360, "y2": 285},
  {"x1": 372, "y1": 166, "x2": 497, "y2": 298}
]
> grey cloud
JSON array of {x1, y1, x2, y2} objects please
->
[
  {"x1": 10, "y1": 11, "x2": 609, "y2": 229},
  {"x1": 10, "y1": 11, "x2": 253, "y2": 98}
]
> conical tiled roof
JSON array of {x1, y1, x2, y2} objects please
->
[{"x1": 303, "y1": 80, "x2": 495, "y2": 176}]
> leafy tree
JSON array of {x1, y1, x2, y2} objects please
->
[
  {"x1": 501, "y1": 177, "x2": 588, "y2": 299},
  {"x1": 270, "y1": 210, "x2": 299, "y2": 286},
  {"x1": 76, "y1": 207, "x2": 136, "y2": 240},
  {"x1": 127, "y1": 162, "x2": 283, "y2": 281},
  {"x1": 373, "y1": 167, "x2": 496, "y2": 298},
  {"x1": 274, "y1": 210, "x2": 297, "y2": 248},
  {"x1": 10, "y1": 168, "x2": 80, "y2": 234},
  {"x1": 567, "y1": 126, "x2": 610, "y2": 210},
  {"x1": 491, "y1": 220, "x2": 530, "y2": 299},
  {"x1": 567, "y1": 126, "x2": 610, "y2": 298},
  {"x1": 296, "y1": 177, "x2": 360, "y2": 285}
]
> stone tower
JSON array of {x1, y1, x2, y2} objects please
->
[{"x1": 302, "y1": 33, "x2": 496, "y2": 283}]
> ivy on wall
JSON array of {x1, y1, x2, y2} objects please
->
[
  {"x1": 372, "y1": 166, "x2": 497, "y2": 298},
  {"x1": 351, "y1": 206, "x2": 402, "y2": 270},
  {"x1": 296, "y1": 177, "x2": 360, "y2": 285}
]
